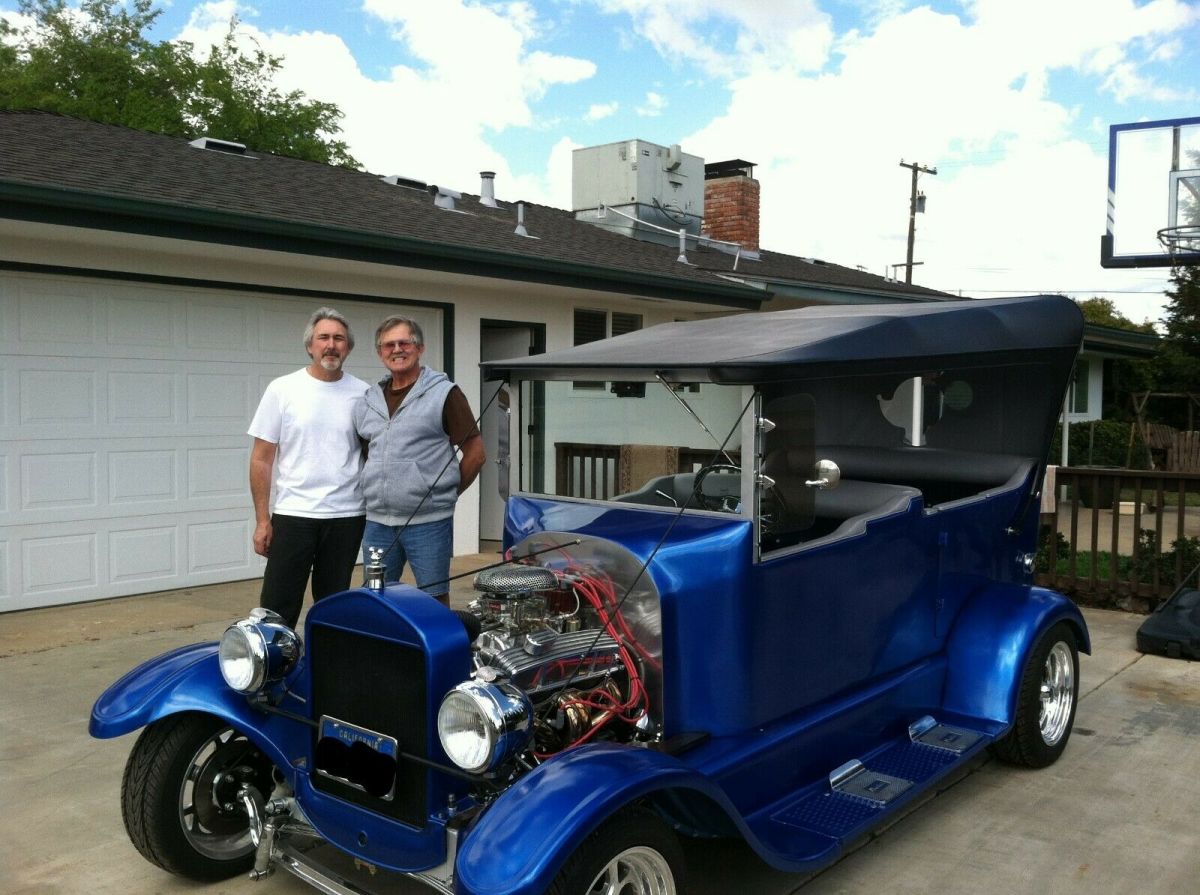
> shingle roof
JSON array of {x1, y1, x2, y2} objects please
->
[{"x1": 0, "y1": 110, "x2": 947, "y2": 304}]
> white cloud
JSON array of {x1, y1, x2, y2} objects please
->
[
  {"x1": 675, "y1": 0, "x2": 1192, "y2": 319},
  {"x1": 586, "y1": 101, "x2": 619, "y2": 120},
  {"x1": 591, "y1": 0, "x2": 834, "y2": 75},
  {"x1": 172, "y1": 0, "x2": 594, "y2": 204},
  {"x1": 636, "y1": 90, "x2": 666, "y2": 117}
]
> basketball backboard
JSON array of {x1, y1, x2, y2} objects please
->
[{"x1": 1101, "y1": 115, "x2": 1200, "y2": 268}]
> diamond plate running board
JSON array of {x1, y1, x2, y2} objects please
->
[{"x1": 827, "y1": 759, "x2": 913, "y2": 807}]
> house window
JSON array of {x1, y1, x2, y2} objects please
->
[
  {"x1": 1070, "y1": 359, "x2": 1090, "y2": 414},
  {"x1": 573, "y1": 309, "x2": 642, "y2": 390}
]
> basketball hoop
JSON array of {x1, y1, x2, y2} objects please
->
[{"x1": 1157, "y1": 224, "x2": 1200, "y2": 262}]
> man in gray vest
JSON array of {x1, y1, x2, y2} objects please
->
[{"x1": 354, "y1": 315, "x2": 485, "y2": 604}]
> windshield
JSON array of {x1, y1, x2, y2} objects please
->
[{"x1": 518, "y1": 378, "x2": 747, "y2": 508}]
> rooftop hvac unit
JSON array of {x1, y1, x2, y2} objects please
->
[{"x1": 572, "y1": 139, "x2": 705, "y2": 242}]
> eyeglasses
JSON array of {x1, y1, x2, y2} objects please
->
[{"x1": 380, "y1": 339, "x2": 420, "y2": 352}]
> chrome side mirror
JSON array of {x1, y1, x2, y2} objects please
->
[{"x1": 805, "y1": 459, "x2": 841, "y2": 490}]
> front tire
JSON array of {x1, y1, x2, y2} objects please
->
[
  {"x1": 993, "y1": 621, "x2": 1079, "y2": 768},
  {"x1": 548, "y1": 807, "x2": 685, "y2": 895},
  {"x1": 121, "y1": 712, "x2": 277, "y2": 881}
]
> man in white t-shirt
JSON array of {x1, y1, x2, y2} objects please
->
[{"x1": 248, "y1": 307, "x2": 367, "y2": 627}]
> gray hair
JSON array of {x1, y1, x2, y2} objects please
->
[
  {"x1": 303, "y1": 307, "x2": 355, "y2": 352},
  {"x1": 375, "y1": 315, "x2": 425, "y2": 349}
]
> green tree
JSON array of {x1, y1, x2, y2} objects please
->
[
  {"x1": 1075, "y1": 297, "x2": 1157, "y2": 334},
  {"x1": 1153, "y1": 265, "x2": 1200, "y2": 424},
  {"x1": 0, "y1": 0, "x2": 358, "y2": 167}
]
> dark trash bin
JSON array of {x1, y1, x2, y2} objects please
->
[{"x1": 1074, "y1": 466, "x2": 1119, "y2": 509}]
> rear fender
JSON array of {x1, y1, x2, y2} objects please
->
[
  {"x1": 944, "y1": 585, "x2": 1091, "y2": 726},
  {"x1": 455, "y1": 743, "x2": 742, "y2": 895},
  {"x1": 88, "y1": 642, "x2": 306, "y2": 773}
]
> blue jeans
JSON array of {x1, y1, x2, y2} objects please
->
[{"x1": 362, "y1": 517, "x2": 454, "y2": 601}]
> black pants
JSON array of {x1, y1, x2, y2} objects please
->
[{"x1": 259, "y1": 514, "x2": 366, "y2": 628}]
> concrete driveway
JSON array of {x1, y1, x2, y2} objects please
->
[{"x1": 2, "y1": 561, "x2": 1198, "y2": 895}]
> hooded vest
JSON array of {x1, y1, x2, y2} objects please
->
[{"x1": 354, "y1": 366, "x2": 459, "y2": 525}]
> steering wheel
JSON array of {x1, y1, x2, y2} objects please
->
[{"x1": 692, "y1": 463, "x2": 742, "y2": 512}]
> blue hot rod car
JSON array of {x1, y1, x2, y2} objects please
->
[{"x1": 91, "y1": 294, "x2": 1088, "y2": 895}]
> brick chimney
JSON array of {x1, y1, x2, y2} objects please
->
[{"x1": 702, "y1": 159, "x2": 759, "y2": 251}]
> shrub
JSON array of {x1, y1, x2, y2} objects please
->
[
  {"x1": 1049, "y1": 420, "x2": 1147, "y2": 469},
  {"x1": 1035, "y1": 526, "x2": 1071, "y2": 573}
]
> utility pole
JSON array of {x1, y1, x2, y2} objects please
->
[{"x1": 899, "y1": 159, "x2": 937, "y2": 284}]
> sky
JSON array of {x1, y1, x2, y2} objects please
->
[{"x1": 8, "y1": 0, "x2": 1200, "y2": 324}]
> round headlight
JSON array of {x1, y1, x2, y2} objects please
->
[
  {"x1": 437, "y1": 681, "x2": 532, "y2": 773},
  {"x1": 218, "y1": 610, "x2": 299, "y2": 694}
]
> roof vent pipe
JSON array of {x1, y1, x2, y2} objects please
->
[
  {"x1": 479, "y1": 171, "x2": 498, "y2": 208},
  {"x1": 515, "y1": 202, "x2": 529, "y2": 237},
  {"x1": 676, "y1": 228, "x2": 689, "y2": 264},
  {"x1": 429, "y1": 184, "x2": 461, "y2": 211}
]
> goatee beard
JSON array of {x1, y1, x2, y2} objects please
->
[{"x1": 320, "y1": 356, "x2": 342, "y2": 371}]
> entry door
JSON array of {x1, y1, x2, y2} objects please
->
[{"x1": 478, "y1": 325, "x2": 535, "y2": 543}]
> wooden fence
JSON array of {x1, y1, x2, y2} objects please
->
[{"x1": 1036, "y1": 466, "x2": 1200, "y2": 610}]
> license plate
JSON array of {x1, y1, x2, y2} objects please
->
[{"x1": 315, "y1": 716, "x2": 399, "y2": 801}]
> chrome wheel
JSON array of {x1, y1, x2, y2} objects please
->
[
  {"x1": 1038, "y1": 641, "x2": 1075, "y2": 747},
  {"x1": 584, "y1": 845, "x2": 677, "y2": 895},
  {"x1": 993, "y1": 622, "x2": 1079, "y2": 769},
  {"x1": 177, "y1": 726, "x2": 271, "y2": 860}
]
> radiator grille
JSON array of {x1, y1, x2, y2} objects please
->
[{"x1": 309, "y1": 625, "x2": 428, "y2": 827}]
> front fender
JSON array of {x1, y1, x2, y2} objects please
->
[
  {"x1": 455, "y1": 743, "x2": 739, "y2": 895},
  {"x1": 89, "y1": 642, "x2": 306, "y2": 774},
  {"x1": 943, "y1": 585, "x2": 1091, "y2": 726}
]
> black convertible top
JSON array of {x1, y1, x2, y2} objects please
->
[{"x1": 482, "y1": 294, "x2": 1084, "y2": 383}]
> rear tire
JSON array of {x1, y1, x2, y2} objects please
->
[
  {"x1": 121, "y1": 712, "x2": 276, "y2": 881},
  {"x1": 993, "y1": 622, "x2": 1079, "y2": 768},
  {"x1": 548, "y1": 807, "x2": 685, "y2": 895}
]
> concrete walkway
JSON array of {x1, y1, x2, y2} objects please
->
[{"x1": 2, "y1": 561, "x2": 1199, "y2": 894}]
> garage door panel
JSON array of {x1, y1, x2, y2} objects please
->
[
  {"x1": 21, "y1": 452, "x2": 97, "y2": 511},
  {"x1": 19, "y1": 283, "x2": 97, "y2": 345},
  {"x1": 108, "y1": 294, "x2": 173, "y2": 347},
  {"x1": 3, "y1": 437, "x2": 251, "y2": 526},
  {"x1": 186, "y1": 297, "x2": 254, "y2": 350},
  {"x1": 111, "y1": 449, "x2": 177, "y2": 504},
  {"x1": 187, "y1": 446, "x2": 248, "y2": 500},
  {"x1": 188, "y1": 518, "x2": 252, "y2": 574},
  {"x1": 3, "y1": 510, "x2": 266, "y2": 610},
  {"x1": 110, "y1": 526, "x2": 177, "y2": 584},
  {"x1": 20, "y1": 368, "x2": 98, "y2": 426},
  {"x1": 187, "y1": 372, "x2": 252, "y2": 423},
  {"x1": 23, "y1": 532, "x2": 99, "y2": 595},
  {"x1": 109, "y1": 371, "x2": 176, "y2": 423}
]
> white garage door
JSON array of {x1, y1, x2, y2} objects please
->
[{"x1": 0, "y1": 271, "x2": 442, "y2": 612}]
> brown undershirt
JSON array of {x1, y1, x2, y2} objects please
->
[{"x1": 382, "y1": 382, "x2": 480, "y2": 446}]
